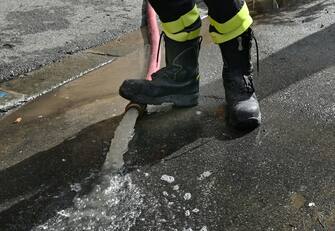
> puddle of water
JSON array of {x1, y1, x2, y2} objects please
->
[{"x1": 0, "y1": 46, "x2": 147, "y2": 169}]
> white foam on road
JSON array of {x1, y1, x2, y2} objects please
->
[
  {"x1": 33, "y1": 174, "x2": 155, "y2": 231},
  {"x1": 32, "y1": 108, "x2": 150, "y2": 231}
]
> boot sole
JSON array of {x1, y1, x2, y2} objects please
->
[
  {"x1": 120, "y1": 92, "x2": 199, "y2": 107},
  {"x1": 228, "y1": 112, "x2": 262, "y2": 131}
]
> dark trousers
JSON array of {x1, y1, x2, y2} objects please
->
[
  {"x1": 148, "y1": 0, "x2": 252, "y2": 43},
  {"x1": 149, "y1": 0, "x2": 243, "y2": 23}
]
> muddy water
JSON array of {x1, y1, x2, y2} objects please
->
[{"x1": 0, "y1": 47, "x2": 148, "y2": 169}]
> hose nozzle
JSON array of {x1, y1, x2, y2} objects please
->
[{"x1": 125, "y1": 102, "x2": 146, "y2": 117}]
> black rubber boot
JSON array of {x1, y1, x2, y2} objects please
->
[
  {"x1": 219, "y1": 28, "x2": 261, "y2": 130},
  {"x1": 119, "y1": 36, "x2": 201, "y2": 107}
]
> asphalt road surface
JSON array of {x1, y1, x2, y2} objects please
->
[
  {"x1": 0, "y1": 0, "x2": 144, "y2": 82},
  {"x1": 0, "y1": 0, "x2": 334, "y2": 230}
]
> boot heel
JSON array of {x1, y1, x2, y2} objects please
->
[{"x1": 173, "y1": 94, "x2": 199, "y2": 107}]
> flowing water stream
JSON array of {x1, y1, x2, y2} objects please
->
[
  {"x1": 103, "y1": 108, "x2": 139, "y2": 172},
  {"x1": 32, "y1": 108, "x2": 149, "y2": 231}
]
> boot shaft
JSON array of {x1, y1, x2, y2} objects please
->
[
  {"x1": 219, "y1": 28, "x2": 253, "y2": 75},
  {"x1": 119, "y1": 35, "x2": 202, "y2": 107},
  {"x1": 164, "y1": 36, "x2": 201, "y2": 78}
]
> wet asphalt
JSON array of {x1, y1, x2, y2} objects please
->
[
  {"x1": 0, "y1": 0, "x2": 335, "y2": 230},
  {"x1": 0, "y1": 0, "x2": 145, "y2": 82}
]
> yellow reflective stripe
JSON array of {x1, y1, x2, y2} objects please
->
[
  {"x1": 164, "y1": 28, "x2": 201, "y2": 42},
  {"x1": 209, "y1": 3, "x2": 251, "y2": 34},
  {"x1": 210, "y1": 19, "x2": 252, "y2": 43},
  {"x1": 161, "y1": 5, "x2": 200, "y2": 34},
  {"x1": 209, "y1": 3, "x2": 253, "y2": 44}
]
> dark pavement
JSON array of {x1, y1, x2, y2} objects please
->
[
  {"x1": 0, "y1": 0, "x2": 144, "y2": 82},
  {"x1": 0, "y1": 0, "x2": 334, "y2": 230}
]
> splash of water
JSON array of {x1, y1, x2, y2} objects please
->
[
  {"x1": 33, "y1": 174, "x2": 145, "y2": 231},
  {"x1": 32, "y1": 108, "x2": 146, "y2": 231}
]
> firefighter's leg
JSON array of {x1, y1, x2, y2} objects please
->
[
  {"x1": 119, "y1": 0, "x2": 202, "y2": 107},
  {"x1": 204, "y1": 0, "x2": 261, "y2": 129}
]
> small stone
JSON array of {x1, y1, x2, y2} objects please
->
[
  {"x1": 37, "y1": 225, "x2": 49, "y2": 230},
  {"x1": 196, "y1": 111, "x2": 202, "y2": 115},
  {"x1": 67, "y1": 136, "x2": 76, "y2": 141},
  {"x1": 162, "y1": 191, "x2": 169, "y2": 197},
  {"x1": 200, "y1": 226, "x2": 208, "y2": 231},
  {"x1": 161, "y1": 175, "x2": 175, "y2": 183},
  {"x1": 290, "y1": 192, "x2": 306, "y2": 209},
  {"x1": 185, "y1": 210, "x2": 191, "y2": 217},
  {"x1": 308, "y1": 202, "x2": 316, "y2": 207},
  {"x1": 299, "y1": 185, "x2": 307, "y2": 191},
  {"x1": 70, "y1": 183, "x2": 82, "y2": 192},
  {"x1": 184, "y1": 193, "x2": 192, "y2": 201},
  {"x1": 192, "y1": 208, "x2": 200, "y2": 213},
  {"x1": 168, "y1": 202, "x2": 174, "y2": 207},
  {"x1": 13, "y1": 117, "x2": 22, "y2": 124},
  {"x1": 198, "y1": 171, "x2": 212, "y2": 180},
  {"x1": 57, "y1": 210, "x2": 70, "y2": 217},
  {"x1": 173, "y1": 185, "x2": 180, "y2": 191},
  {"x1": 144, "y1": 173, "x2": 150, "y2": 177},
  {"x1": 62, "y1": 159, "x2": 66, "y2": 162}
]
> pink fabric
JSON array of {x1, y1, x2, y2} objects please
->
[{"x1": 146, "y1": 2, "x2": 161, "y2": 81}]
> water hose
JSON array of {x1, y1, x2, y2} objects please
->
[
  {"x1": 145, "y1": 2, "x2": 161, "y2": 81},
  {"x1": 104, "y1": 2, "x2": 160, "y2": 171},
  {"x1": 126, "y1": 1, "x2": 161, "y2": 113}
]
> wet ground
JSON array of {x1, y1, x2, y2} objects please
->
[
  {"x1": 0, "y1": 0, "x2": 145, "y2": 82},
  {"x1": 0, "y1": 0, "x2": 335, "y2": 230}
]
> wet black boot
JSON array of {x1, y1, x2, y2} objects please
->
[
  {"x1": 119, "y1": 35, "x2": 201, "y2": 107},
  {"x1": 219, "y1": 28, "x2": 261, "y2": 130}
]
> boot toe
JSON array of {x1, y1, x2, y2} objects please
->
[
  {"x1": 119, "y1": 80, "x2": 142, "y2": 100},
  {"x1": 231, "y1": 101, "x2": 261, "y2": 130}
]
